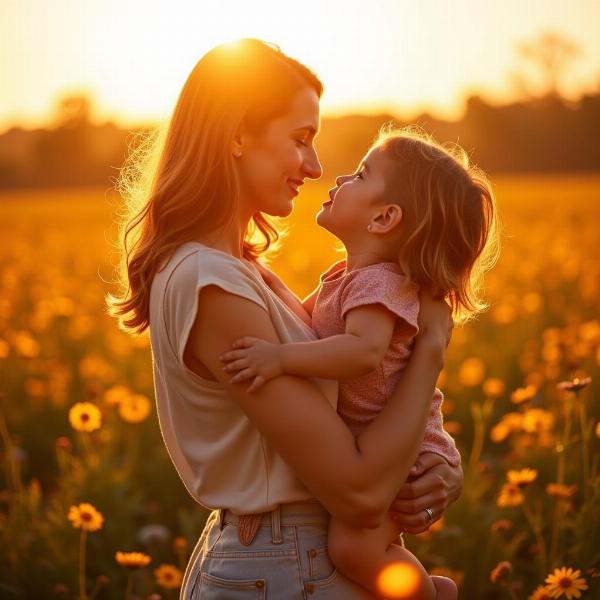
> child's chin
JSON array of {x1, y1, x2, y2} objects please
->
[{"x1": 315, "y1": 210, "x2": 331, "y2": 231}]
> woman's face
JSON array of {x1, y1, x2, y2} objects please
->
[{"x1": 235, "y1": 87, "x2": 322, "y2": 218}]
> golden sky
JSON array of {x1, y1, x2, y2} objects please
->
[{"x1": 1, "y1": 0, "x2": 599, "y2": 130}]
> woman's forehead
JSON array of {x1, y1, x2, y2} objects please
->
[{"x1": 282, "y1": 87, "x2": 320, "y2": 132}]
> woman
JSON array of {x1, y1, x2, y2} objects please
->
[{"x1": 110, "y1": 39, "x2": 463, "y2": 599}]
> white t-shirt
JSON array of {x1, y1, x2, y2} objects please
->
[{"x1": 149, "y1": 241, "x2": 338, "y2": 514}]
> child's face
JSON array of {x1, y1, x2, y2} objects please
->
[{"x1": 316, "y1": 147, "x2": 388, "y2": 243}]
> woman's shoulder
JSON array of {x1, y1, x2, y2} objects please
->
[{"x1": 158, "y1": 242, "x2": 267, "y2": 307}]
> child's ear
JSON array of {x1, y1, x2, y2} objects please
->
[{"x1": 369, "y1": 204, "x2": 403, "y2": 234}]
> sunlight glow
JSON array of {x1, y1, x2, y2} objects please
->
[
  {"x1": 0, "y1": 0, "x2": 598, "y2": 130},
  {"x1": 376, "y1": 562, "x2": 421, "y2": 598}
]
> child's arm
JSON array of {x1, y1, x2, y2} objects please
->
[{"x1": 221, "y1": 303, "x2": 396, "y2": 392}]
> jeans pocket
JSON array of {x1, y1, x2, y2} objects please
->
[
  {"x1": 307, "y1": 545, "x2": 334, "y2": 581},
  {"x1": 305, "y1": 545, "x2": 339, "y2": 589},
  {"x1": 196, "y1": 572, "x2": 266, "y2": 599}
]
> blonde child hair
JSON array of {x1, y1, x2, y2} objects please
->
[{"x1": 374, "y1": 125, "x2": 501, "y2": 324}]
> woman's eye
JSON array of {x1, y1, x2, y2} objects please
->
[{"x1": 295, "y1": 139, "x2": 307, "y2": 147}]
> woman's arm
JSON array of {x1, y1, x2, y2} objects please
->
[{"x1": 187, "y1": 285, "x2": 450, "y2": 528}]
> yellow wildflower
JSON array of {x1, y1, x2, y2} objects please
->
[
  {"x1": 13, "y1": 330, "x2": 40, "y2": 358},
  {"x1": 67, "y1": 503, "x2": 104, "y2": 531},
  {"x1": 458, "y1": 357, "x2": 486, "y2": 387},
  {"x1": 497, "y1": 483, "x2": 524, "y2": 507},
  {"x1": 173, "y1": 537, "x2": 188, "y2": 554},
  {"x1": 490, "y1": 422, "x2": 510, "y2": 443},
  {"x1": 119, "y1": 394, "x2": 151, "y2": 423},
  {"x1": 68, "y1": 402, "x2": 102, "y2": 432},
  {"x1": 483, "y1": 378, "x2": 505, "y2": 398},
  {"x1": 103, "y1": 385, "x2": 131, "y2": 406},
  {"x1": 490, "y1": 561, "x2": 512, "y2": 583},
  {"x1": 546, "y1": 483, "x2": 578, "y2": 500},
  {"x1": 115, "y1": 551, "x2": 151, "y2": 569},
  {"x1": 490, "y1": 519, "x2": 513, "y2": 534},
  {"x1": 556, "y1": 377, "x2": 592, "y2": 393},
  {"x1": 154, "y1": 564, "x2": 183, "y2": 589},
  {"x1": 510, "y1": 385, "x2": 537, "y2": 404},
  {"x1": 544, "y1": 567, "x2": 588, "y2": 599},
  {"x1": 528, "y1": 585, "x2": 552, "y2": 600},
  {"x1": 522, "y1": 409, "x2": 554, "y2": 434},
  {"x1": 507, "y1": 468, "x2": 538, "y2": 487}
]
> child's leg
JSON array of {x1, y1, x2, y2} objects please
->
[{"x1": 328, "y1": 514, "x2": 453, "y2": 599}]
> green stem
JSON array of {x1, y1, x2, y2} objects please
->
[
  {"x1": 125, "y1": 572, "x2": 133, "y2": 600},
  {"x1": 503, "y1": 581, "x2": 519, "y2": 600},
  {"x1": 0, "y1": 400, "x2": 23, "y2": 493},
  {"x1": 468, "y1": 401, "x2": 484, "y2": 471},
  {"x1": 522, "y1": 500, "x2": 548, "y2": 578},
  {"x1": 549, "y1": 394, "x2": 573, "y2": 566},
  {"x1": 79, "y1": 529, "x2": 88, "y2": 600},
  {"x1": 578, "y1": 396, "x2": 590, "y2": 504}
]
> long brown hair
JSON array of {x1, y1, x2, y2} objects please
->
[
  {"x1": 108, "y1": 39, "x2": 322, "y2": 334},
  {"x1": 376, "y1": 126, "x2": 501, "y2": 324}
]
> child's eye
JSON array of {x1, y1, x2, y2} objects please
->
[{"x1": 354, "y1": 172, "x2": 363, "y2": 179}]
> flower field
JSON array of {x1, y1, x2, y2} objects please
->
[{"x1": 0, "y1": 174, "x2": 599, "y2": 599}]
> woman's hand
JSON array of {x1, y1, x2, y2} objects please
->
[
  {"x1": 220, "y1": 336, "x2": 284, "y2": 392},
  {"x1": 387, "y1": 452, "x2": 463, "y2": 534}
]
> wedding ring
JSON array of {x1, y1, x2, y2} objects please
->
[{"x1": 424, "y1": 507, "x2": 434, "y2": 524}]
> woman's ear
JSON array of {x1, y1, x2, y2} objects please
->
[
  {"x1": 231, "y1": 124, "x2": 246, "y2": 158},
  {"x1": 369, "y1": 204, "x2": 403, "y2": 234}
]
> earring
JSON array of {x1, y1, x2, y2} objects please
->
[
  {"x1": 367, "y1": 224, "x2": 373, "y2": 232},
  {"x1": 233, "y1": 150, "x2": 242, "y2": 158}
]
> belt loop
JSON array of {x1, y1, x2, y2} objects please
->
[
  {"x1": 271, "y1": 505, "x2": 282, "y2": 544},
  {"x1": 218, "y1": 508, "x2": 226, "y2": 531}
]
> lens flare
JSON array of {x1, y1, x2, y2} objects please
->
[{"x1": 376, "y1": 561, "x2": 421, "y2": 598}]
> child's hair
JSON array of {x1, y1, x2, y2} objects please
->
[{"x1": 375, "y1": 125, "x2": 500, "y2": 324}]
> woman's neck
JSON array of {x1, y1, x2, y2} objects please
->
[{"x1": 196, "y1": 218, "x2": 250, "y2": 258}]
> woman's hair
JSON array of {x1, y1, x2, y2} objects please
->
[
  {"x1": 375, "y1": 126, "x2": 500, "y2": 324},
  {"x1": 108, "y1": 39, "x2": 323, "y2": 334}
]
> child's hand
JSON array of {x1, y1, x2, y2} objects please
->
[{"x1": 219, "y1": 337, "x2": 283, "y2": 392}]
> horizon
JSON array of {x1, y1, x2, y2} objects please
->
[{"x1": 1, "y1": 0, "x2": 599, "y2": 132}]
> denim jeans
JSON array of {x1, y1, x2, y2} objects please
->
[{"x1": 181, "y1": 499, "x2": 376, "y2": 599}]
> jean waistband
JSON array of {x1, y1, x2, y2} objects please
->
[{"x1": 221, "y1": 498, "x2": 330, "y2": 528}]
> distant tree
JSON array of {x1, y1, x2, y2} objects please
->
[
  {"x1": 516, "y1": 31, "x2": 580, "y2": 98},
  {"x1": 53, "y1": 95, "x2": 92, "y2": 129}
]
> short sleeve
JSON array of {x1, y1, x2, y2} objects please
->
[
  {"x1": 420, "y1": 388, "x2": 462, "y2": 467},
  {"x1": 340, "y1": 265, "x2": 419, "y2": 338},
  {"x1": 162, "y1": 248, "x2": 268, "y2": 366}
]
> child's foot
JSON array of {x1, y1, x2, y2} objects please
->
[{"x1": 431, "y1": 576, "x2": 458, "y2": 600}]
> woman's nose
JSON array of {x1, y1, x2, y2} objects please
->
[{"x1": 302, "y1": 148, "x2": 323, "y2": 180}]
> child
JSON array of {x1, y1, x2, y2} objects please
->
[{"x1": 220, "y1": 127, "x2": 499, "y2": 599}]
